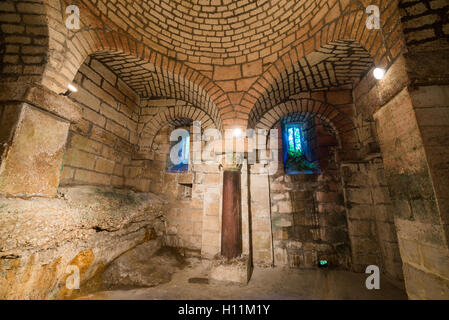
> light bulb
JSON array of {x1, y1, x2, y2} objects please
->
[
  {"x1": 233, "y1": 128, "x2": 242, "y2": 137},
  {"x1": 373, "y1": 67, "x2": 385, "y2": 80},
  {"x1": 67, "y1": 84, "x2": 78, "y2": 92}
]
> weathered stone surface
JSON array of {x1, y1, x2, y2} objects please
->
[
  {"x1": 0, "y1": 82, "x2": 82, "y2": 123},
  {"x1": 209, "y1": 255, "x2": 251, "y2": 285},
  {"x1": 403, "y1": 263, "x2": 449, "y2": 300},
  {"x1": 0, "y1": 186, "x2": 168, "y2": 299},
  {"x1": 0, "y1": 104, "x2": 69, "y2": 197},
  {"x1": 101, "y1": 244, "x2": 188, "y2": 289}
]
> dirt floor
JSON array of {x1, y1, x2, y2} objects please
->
[{"x1": 78, "y1": 259, "x2": 407, "y2": 300}]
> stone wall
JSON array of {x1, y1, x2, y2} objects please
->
[
  {"x1": 375, "y1": 85, "x2": 449, "y2": 298},
  {"x1": 269, "y1": 120, "x2": 351, "y2": 269},
  {"x1": 61, "y1": 57, "x2": 140, "y2": 188},
  {"x1": 341, "y1": 160, "x2": 404, "y2": 283},
  {"x1": 0, "y1": 103, "x2": 69, "y2": 196},
  {"x1": 354, "y1": 53, "x2": 449, "y2": 297},
  {"x1": 249, "y1": 164, "x2": 274, "y2": 267},
  {"x1": 128, "y1": 124, "x2": 206, "y2": 255},
  {"x1": 0, "y1": 186, "x2": 167, "y2": 299},
  {"x1": 0, "y1": 1, "x2": 48, "y2": 86}
]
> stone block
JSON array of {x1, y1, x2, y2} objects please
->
[
  {"x1": 420, "y1": 243, "x2": 449, "y2": 279},
  {"x1": 403, "y1": 263, "x2": 449, "y2": 299},
  {"x1": 0, "y1": 104, "x2": 69, "y2": 196},
  {"x1": 209, "y1": 255, "x2": 251, "y2": 285}
]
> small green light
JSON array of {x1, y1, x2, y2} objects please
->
[{"x1": 319, "y1": 260, "x2": 328, "y2": 266}]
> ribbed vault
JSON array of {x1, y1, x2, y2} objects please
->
[{"x1": 247, "y1": 40, "x2": 373, "y2": 125}]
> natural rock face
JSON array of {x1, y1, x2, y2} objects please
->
[
  {"x1": 0, "y1": 186, "x2": 168, "y2": 299},
  {"x1": 101, "y1": 242, "x2": 188, "y2": 289}
]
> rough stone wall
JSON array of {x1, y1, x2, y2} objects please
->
[
  {"x1": 341, "y1": 160, "x2": 404, "y2": 283},
  {"x1": 347, "y1": 62, "x2": 406, "y2": 284},
  {"x1": 269, "y1": 120, "x2": 351, "y2": 269},
  {"x1": 60, "y1": 57, "x2": 140, "y2": 188},
  {"x1": 0, "y1": 186, "x2": 167, "y2": 299},
  {"x1": 397, "y1": 0, "x2": 449, "y2": 298},
  {"x1": 375, "y1": 86, "x2": 449, "y2": 298},
  {"x1": 0, "y1": 103, "x2": 21, "y2": 157},
  {"x1": 130, "y1": 125, "x2": 205, "y2": 254},
  {"x1": 0, "y1": 101, "x2": 73, "y2": 197},
  {"x1": 410, "y1": 85, "x2": 449, "y2": 225},
  {"x1": 354, "y1": 54, "x2": 449, "y2": 297}
]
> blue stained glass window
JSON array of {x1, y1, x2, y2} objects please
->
[
  {"x1": 288, "y1": 128, "x2": 294, "y2": 152},
  {"x1": 282, "y1": 121, "x2": 318, "y2": 175},
  {"x1": 167, "y1": 132, "x2": 190, "y2": 172},
  {"x1": 182, "y1": 136, "x2": 190, "y2": 164},
  {"x1": 288, "y1": 125, "x2": 303, "y2": 153}
]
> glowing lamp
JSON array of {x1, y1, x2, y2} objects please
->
[{"x1": 373, "y1": 67, "x2": 385, "y2": 80}]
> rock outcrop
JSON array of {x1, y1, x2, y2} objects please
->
[
  {"x1": 101, "y1": 241, "x2": 188, "y2": 289},
  {"x1": 0, "y1": 186, "x2": 168, "y2": 299}
]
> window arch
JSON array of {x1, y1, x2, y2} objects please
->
[
  {"x1": 281, "y1": 118, "x2": 319, "y2": 175},
  {"x1": 167, "y1": 127, "x2": 190, "y2": 173}
]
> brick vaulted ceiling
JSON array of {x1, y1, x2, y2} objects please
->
[
  {"x1": 92, "y1": 51, "x2": 222, "y2": 123},
  {"x1": 71, "y1": 0, "x2": 383, "y2": 127},
  {"x1": 2, "y1": 0, "x2": 403, "y2": 126},
  {"x1": 94, "y1": 0, "x2": 335, "y2": 64},
  {"x1": 80, "y1": 0, "x2": 375, "y2": 98}
]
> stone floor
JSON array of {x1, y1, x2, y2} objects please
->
[{"x1": 78, "y1": 260, "x2": 407, "y2": 300}]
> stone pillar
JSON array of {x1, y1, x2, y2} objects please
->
[
  {"x1": 249, "y1": 163, "x2": 274, "y2": 266},
  {"x1": 0, "y1": 82, "x2": 82, "y2": 197},
  {"x1": 196, "y1": 163, "x2": 221, "y2": 259},
  {"x1": 221, "y1": 168, "x2": 242, "y2": 260}
]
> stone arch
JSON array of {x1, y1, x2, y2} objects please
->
[
  {"x1": 239, "y1": 1, "x2": 405, "y2": 118},
  {"x1": 89, "y1": 50, "x2": 224, "y2": 129},
  {"x1": 252, "y1": 99, "x2": 360, "y2": 154},
  {"x1": 42, "y1": 27, "x2": 231, "y2": 123},
  {"x1": 138, "y1": 100, "x2": 218, "y2": 153},
  {"x1": 246, "y1": 40, "x2": 373, "y2": 124},
  {"x1": 33, "y1": 0, "x2": 234, "y2": 122}
]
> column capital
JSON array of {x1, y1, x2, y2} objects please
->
[{"x1": 221, "y1": 163, "x2": 242, "y2": 171}]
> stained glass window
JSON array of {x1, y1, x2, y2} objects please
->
[
  {"x1": 287, "y1": 125, "x2": 303, "y2": 153},
  {"x1": 167, "y1": 132, "x2": 190, "y2": 172},
  {"x1": 182, "y1": 136, "x2": 190, "y2": 164},
  {"x1": 282, "y1": 122, "x2": 318, "y2": 174}
]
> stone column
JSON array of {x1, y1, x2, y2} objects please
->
[
  {"x1": 221, "y1": 167, "x2": 242, "y2": 260},
  {"x1": 249, "y1": 163, "x2": 274, "y2": 266},
  {"x1": 0, "y1": 82, "x2": 82, "y2": 197}
]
